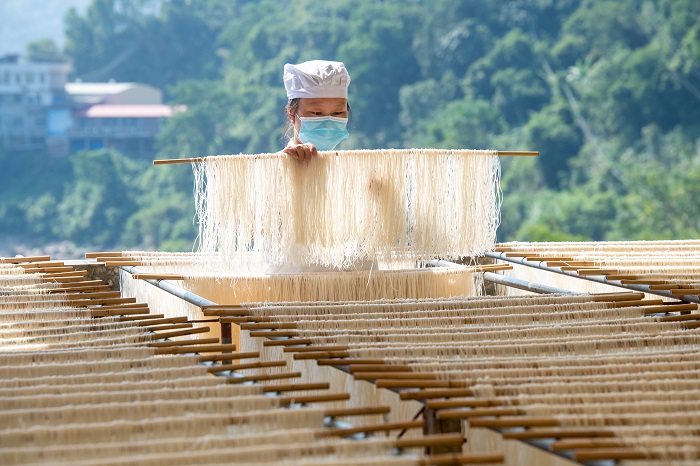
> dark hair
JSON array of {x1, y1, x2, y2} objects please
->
[{"x1": 281, "y1": 98, "x2": 352, "y2": 142}]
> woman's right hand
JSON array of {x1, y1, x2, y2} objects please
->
[{"x1": 282, "y1": 142, "x2": 317, "y2": 161}]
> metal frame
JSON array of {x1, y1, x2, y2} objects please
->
[{"x1": 485, "y1": 251, "x2": 700, "y2": 304}]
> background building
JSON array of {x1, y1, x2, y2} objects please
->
[
  {"x1": 0, "y1": 54, "x2": 70, "y2": 153},
  {"x1": 0, "y1": 54, "x2": 180, "y2": 156}
]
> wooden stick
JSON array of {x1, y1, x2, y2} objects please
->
[
  {"x1": 523, "y1": 256, "x2": 576, "y2": 262},
  {"x1": 0, "y1": 255, "x2": 51, "y2": 263},
  {"x1": 93, "y1": 303, "x2": 150, "y2": 311},
  {"x1": 317, "y1": 359, "x2": 386, "y2": 366},
  {"x1": 427, "y1": 399, "x2": 502, "y2": 409},
  {"x1": 132, "y1": 273, "x2": 186, "y2": 281},
  {"x1": 469, "y1": 416, "x2": 558, "y2": 428},
  {"x1": 319, "y1": 420, "x2": 424, "y2": 437},
  {"x1": 263, "y1": 338, "x2": 313, "y2": 347},
  {"x1": 283, "y1": 345, "x2": 350, "y2": 353},
  {"x1": 376, "y1": 380, "x2": 452, "y2": 389},
  {"x1": 240, "y1": 322, "x2": 297, "y2": 330},
  {"x1": 603, "y1": 275, "x2": 639, "y2": 281},
  {"x1": 18, "y1": 260, "x2": 65, "y2": 268},
  {"x1": 669, "y1": 288, "x2": 700, "y2": 295},
  {"x1": 349, "y1": 364, "x2": 411, "y2": 372},
  {"x1": 119, "y1": 313, "x2": 164, "y2": 322},
  {"x1": 199, "y1": 351, "x2": 259, "y2": 362},
  {"x1": 149, "y1": 326, "x2": 209, "y2": 340},
  {"x1": 643, "y1": 303, "x2": 697, "y2": 314},
  {"x1": 574, "y1": 268, "x2": 619, "y2": 276},
  {"x1": 649, "y1": 284, "x2": 691, "y2": 290},
  {"x1": 393, "y1": 433, "x2": 463, "y2": 449},
  {"x1": 156, "y1": 343, "x2": 236, "y2": 354},
  {"x1": 143, "y1": 323, "x2": 193, "y2": 332},
  {"x1": 418, "y1": 452, "x2": 504, "y2": 465},
  {"x1": 607, "y1": 298, "x2": 664, "y2": 308},
  {"x1": 64, "y1": 291, "x2": 122, "y2": 300},
  {"x1": 228, "y1": 372, "x2": 301, "y2": 384},
  {"x1": 660, "y1": 313, "x2": 700, "y2": 322},
  {"x1": 324, "y1": 406, "x2": 391, "y2": 418},
  {"x1": 545, "y1": 261, "x2": 595, "y2": 267},
  {"x1": 503, "y1": 429, "x2": 615, "y2": 440},
  {"x1": 85, "y1": 252, "x2": 124, "y2": 258},
  {"x1": 473, "y1": 264, "x2": 512, "y2": 272},
  {"x1": 437, "y1": 407, "x2": 522, "y2": 420},
  {"x1": 573, "y1": 448, "x2": 646, "y2": 461},
  {"x1": 262, "y1": 382, "x2": 330, "y2": 393},
  {"x1": 278, "y1": 392, "x2": 350, "y2": 405},
  {"x1": 550, "y1": 439, "x2": 628, "y2": 450},
  {"x1": 153, "y1": 150, "x2": 540, "y2": 165},
  {"x1": 72, "y1": 297, "x2": 137, "y2": 307},
  {"x1": 293, "y1": 351, "x2": 350, "y2": 360},
  {"x1": 105, "y1": 261, "x2": 143, "y2": 267},
  {"x1": 94, "y1": 256, "x2": 136, "y2": 263},
  {"x1": 220, "y1": 316, "x2": 270, "y2": 324},
  {"x1": 91, "y1": 308, "x2": 151, "y2": 317},
  {"x1": 203, "y1": 306, "x2": 247, "y2": 317},
  {"x1": 249, "y1": 330, "x2": 298, "y2": 338},
  {"x1": 50, "y1": 284, "x2": 110, "y2": 293},
  {"x1": 135, "y1": 316, "x2": 188, "y2": 326},
  {"x1": 620, "y1": 279, "x2": 668, "y2": 285},
  {"x1": 591, "y1": 292, "x2": 645, "y2": 302},
  {"x1": 353, "y1": 372, "x2": 435, "y2": 381},
  {"x1": 400, "y1": 388, "x2": 475, "y2": 401},
  {"x1": 207, "y1": 360, "x2": 286, "y2": 373},
  {"x1": 149, "y1": 337, "x2": 219, "y2": 348}
]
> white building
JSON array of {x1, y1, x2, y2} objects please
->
[
  {"x1": 64, "y1": 82, "x2": 181, "y2": 156},
  {"x1": 0, "y1": 54, "x2": 70, "y2": 152},
  {"x1": 0, "y1": 54, "x2": 182, "y2": 157}
]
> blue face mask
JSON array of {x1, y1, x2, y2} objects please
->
[{"x1": 297, "y1": 116, "x2": 349, "y2": 151}]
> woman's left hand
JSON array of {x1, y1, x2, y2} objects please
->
[{"x1": 282, "y1": 142, "x2": 317, "y2": 161}]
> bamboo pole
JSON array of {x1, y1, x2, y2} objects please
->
[
  {"x1": 436, "y1": 407, "x2": 523, "y2": 420},
  {"x1": 149, "y1": 337, "x2": 219, "y2": 348},
  {"x1": 155, "y1": 343, "x2": 235, "y2": 354},
  {"x1": 324, "y1": 406, "x2": 391, "y2": 418},
  {"x1": 153, "y1": 150, "x2": 540, "y2": 165},
  {"x1": 393, "y1": 433, "x2": 463, "y2": 449},
  {"x1": 262, "y1": 382, "x2": 330, "y2": 393},
  {"x1": 0, "y1": 255, "x2": 51, "y2": 263},
  {"x1": 418, "y1": 453, "x2": 504, "y2": 465},
  {"x1": 319, "y1": 419, "x2": 424, "y2": 437},
  {"x1": 207, "y1": 360, "x2": 286, "y2": 373},
  {"x1": 294, "y1": 351, "x2": 350, "y2": 360},
  {"x1": 503, "y1": 429, "x2": 615, "y2": 440},
  {"x1": 278, "y1": 392, "x2": 350, "y2": 405},
  {"x1": 573, "y1": 448, "x2": 646, "y2": 461},
  {"x1": 132, "y1": 273, "x2": 186, "y2": 281},
  {"x1": 263, "y1": 338, "x2": 313, "y2": 347},
  {"x1": 317, "y1": 359, "x2": 385, "y2": 366},
  {"x1": 228, "y1": 372, "x2": 301, "y2": 384},
  {"x1": 400, "y1": 389, "x2": 475, "y2": 401},
  {"x1": 353, "y1": 372, "x2": 436, "y2": 381}
]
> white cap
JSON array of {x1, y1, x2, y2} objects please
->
[{"x1": 283, "y1": 60, "x2": 350, "y2": 99}]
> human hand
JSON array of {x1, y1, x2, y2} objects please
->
[{"x1": 282, "y1": 142, "x2": 317, "y2": 161}]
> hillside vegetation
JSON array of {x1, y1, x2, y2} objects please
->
[{"x1": 3, "y1": 0, "x2": 700, "y2": 255}]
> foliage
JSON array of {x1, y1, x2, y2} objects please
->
[{"x1": 3, "y1": 0, "x2": 700, "y2": 255}]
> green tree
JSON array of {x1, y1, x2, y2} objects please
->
[{"x1": 56, "y1": 150, "x2": 146, "y2": 246}]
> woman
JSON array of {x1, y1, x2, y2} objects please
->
[
  {"x1": 281, "y1": 60, "x2": 351, "y2": 161},
  {"x1": 267, "y1": 60, "x2": 374, "y2": 273}
]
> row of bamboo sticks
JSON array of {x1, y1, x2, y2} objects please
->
[
  {"x1": 1, "y1": 255, "x2": 504, "y2": 465},
  {"x1": 200, "y1": 290, "x2": 700, "y2": 463}
]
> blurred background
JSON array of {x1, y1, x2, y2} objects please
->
[{"x1": 1, "y1": 0, "x2": 699, "y2": 258}]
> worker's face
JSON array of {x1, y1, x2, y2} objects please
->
[{"x1": 289, "y1": 98, "x2": 348, "y2": 134}]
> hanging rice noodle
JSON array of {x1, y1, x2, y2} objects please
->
[{"x1": 192, "y1": 149, "x2": 501, "y2": 270}]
